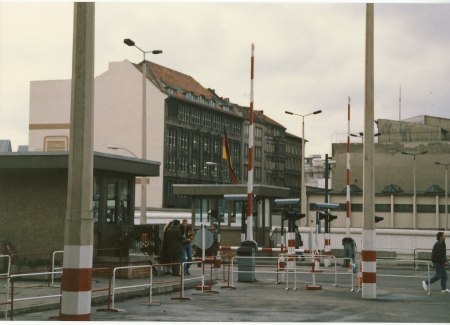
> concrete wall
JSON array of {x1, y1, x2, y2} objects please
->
[
  {"x1": 306, "y1": 192, "x2": 448, "y2": 231},
  {"x1": 0, "y1": 170, "x2": 67, "y2": 254},
  {"x1": 332, "y1": 142, "x2": 450, "y2": 194}
]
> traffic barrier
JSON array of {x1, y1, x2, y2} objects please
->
[
  {"x1": 0, "y1": 255, "x2": 11, "y2": 278},
  {"x1": 2, "y1": 270, "x2": 62, "y2": 320},
  {"x1": 191, "y1": 258, "x2": 217, "y2": 293},
  {"x1": 220, "y1": 254, "x2": 236, "y2": 289},
  {"x1": 227, "y1": 254, "x2": 354, "y2": 291},
  {"x1": 50, "y1": 251, "x2": 63, "y2": 287},
  {"x1": 220, "y1": 246, "x2": 311, "y2": 254},
  {"x1": 376, "y1": 258, "x2": 432, "y2": 295},
  {"x1": 109, "y1": 264, "x2": 159, "y2": 310},
  {"x1": 306, "y1": 252, "x2": 323, "y2": 290}
]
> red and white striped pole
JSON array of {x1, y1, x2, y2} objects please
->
[
  {"x1": 324, "y1": 235, "x2": 331, "y2": 267},
  {"x1": 346, "y1": 96, "x2": 351, "y2": 237},
  {"x1": 246, "y1": 43, "x2": 255, "y2": 242},
  {"x1": 287, "y1": 223, "x2": 296, "y2": 270}
]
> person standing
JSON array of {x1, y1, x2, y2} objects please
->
[
  {"x1": 181, "y1": 219, "x2": 194, "y2": 275},
  {"x1": 165, "y1": 219, "x2": 184, "y2": 276},
  {"x1": 422, "y1": 231, "x2": 450, "y2": 293},
  {"x1": 160, "y1": 221, "x2": 173, "y2": 275},
  {"x1": 210, "y1": 223, "x2": 219, "y2": 257}
]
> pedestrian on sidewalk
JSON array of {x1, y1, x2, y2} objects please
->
[
  {"x1": 181, "y1": 219, "x2": 194, "y2": 275},
  {"x1": 422, "y1": 231, "x2": 450, "y2": 293}
]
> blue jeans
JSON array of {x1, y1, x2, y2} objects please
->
[
  {"x1": 425, "y1": 263, "x2": 448, "y2": 290},
  {"x1": 181, "y1": 244, "x2": 193, "y2": 273}
]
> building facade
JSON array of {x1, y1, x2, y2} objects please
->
[
  {"x1": 28, "y1": 60, "x2": 302, "y2": 215},
  {"x1": 330, "y1": 115, "x2": 450, "y2": 232}
]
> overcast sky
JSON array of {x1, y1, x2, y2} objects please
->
[{"x1": 1, "y1": 1, "x2": 449, "y2": 156}]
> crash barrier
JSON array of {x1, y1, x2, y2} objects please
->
[
  {"x1": 0, "y1": 255, "x2": 11, "y2": 278},
  {"x1": 224, "y1": 255, "x2": 354, "y2": 290},
  {"x1": 51, "y1": 251, "x2": 63, "y2": 287},
  {"x1": 413, "y1": 248, "x2": 450, "y2": 270},
  {"x1": 376, "y1": 258, "x2": 432, "y2": 295},
  {"x1": 107, "y1": 260, "x2": 218, "y2": 311},
  {"x1": 220, "y1": 245, "x2": 310, "y2": 254},
  {"x1": 1, "y1": 270, "x2": 62, "y2": 320},
  {"x1": 1, "y1": 267, "x2": 114, "y2": 320},
  {"x1": 280, "y1": 255, "x2": 354, "y2": 291},
  {"x1": 109, "y1": 264, "x2": 158, "y2": 310},
  {"x1": 50, "y1": 247, "x2": 155, "y2": 286}
]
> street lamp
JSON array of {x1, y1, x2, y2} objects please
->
[
  {"x1": 124, "y1": 38, "x2": 162, "y2": 225},
  {"x1": 401, "y1": 150, "x2": 427, "y2": 229},
  {"x1": 435, "y1": 161, "x2": 449, "y2": 230},
  {"x1": 284, "y1": 109, "x2": 322, "y2": 222},
  {"x1": 106, "y1": 145, "x2": 138, "y2": 158}
]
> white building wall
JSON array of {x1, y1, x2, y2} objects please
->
[
  {"x1": 29, "y1": 60, "x2": 165, "y2": 208},
  {"x1": 29, "y1": 79, "x2": 71, "y2": 151}
]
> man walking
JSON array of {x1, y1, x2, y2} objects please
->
[{"x1": 422, "y1": 231, "x2": 450, "y2": 293}]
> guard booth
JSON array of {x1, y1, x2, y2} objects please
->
[
  {"x1": 0, "y1": 151, "x2": 160, "y2": 261},
  {"x1": 172, "y1": 184, "x2": 290, "y2": 248}
]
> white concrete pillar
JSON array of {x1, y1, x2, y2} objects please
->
[
  {"x1": 60, "y1": 3, "x2": 95, "y2": 320},
  {"x1": 362, "y1": 3, "x2": 377, "y2": 299}
]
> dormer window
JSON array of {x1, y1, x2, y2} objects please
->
[{"x1": 166, "y1": 87, "x2": 177, "y2": 95}]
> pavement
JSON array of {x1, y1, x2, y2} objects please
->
[{"x1": 3, "y1": 259, "x2": 450, "y2": 322}]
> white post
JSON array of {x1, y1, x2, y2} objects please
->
[
  {"x1": 362, "y1": 3, "x2": 377, "y2": 299},
  {"x1": 141, "y1": 58, "x2": 147, "y2": 225}
]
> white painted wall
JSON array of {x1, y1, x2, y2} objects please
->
[
  {"x1": 29, "y1": 60, "x2": 165, "y2": 208},
  {"x1": 29, "y1": 79, "x2": 71, "y2": 151}
]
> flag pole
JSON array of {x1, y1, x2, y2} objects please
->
[
  {"x1": 346, "y1": 96, "x2": 351, "y2": 237},
  {"x1": 246, "y1": 43, "x2": 255, "y2": 242}
]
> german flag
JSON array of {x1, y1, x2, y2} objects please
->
[{"x1": 222, "y1": 129, "x2": 239, "y2": 184}]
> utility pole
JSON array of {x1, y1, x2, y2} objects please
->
[
  {"x1": 60, "y1": 2, "x2": 95, "y2": 320},
  {"x1": 362, "y1": 3, "x2": 377, "y2": 299}
]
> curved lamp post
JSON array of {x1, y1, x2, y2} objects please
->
[
  {"x1": 106, "y1": 145, "x2": 138, "y2": 158},
  {"x1": 124, "y1": 38, "x2": 162, "y2": 225},
  {"x1": 284, "y1": 109, "x2": 322, "y2": 251}
]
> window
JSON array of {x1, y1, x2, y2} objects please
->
[
  {"x1": 214, "y1": 138, "x2": 221, "y2": 156},
  {"x1": 375, "y1": 204, "x2": 391, "y2": 212},
  {"x1": 179, "y1": 131, "x2": 189, "y2": 150},
  {"x1": 192, "y1": 133, "x2": 200, "y2": 151},
  {"x1": 417, "y1": 205, "x2": 436, "y2": 213},
  {"x1": 255, "y1": 126, "x2": 263, "y2": 139},
  {"x1": 255, "y1": 146, "x2": 262, "y2": 161},
  {"x1": 191, "y1": 157, "x2": 198, "y2": 175},
  {"x1": 203, "y1": 136, "x2": 211, "y2": 153},
  {"x1": 255, "y1": 167, "x2": 262, "y2": 182},
  {"x1": 166, "y1": 87, "x2": 177, "y2": 95},
  {"x1": 394, "y1": 204, "x2": 413, "y2": 213}
]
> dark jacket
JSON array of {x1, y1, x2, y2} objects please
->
[
  {"x1": 165, "y1": 225, "x2": 184, "y2": 257},
  {"x1": 431, "y1": 239, "x2": 447, "y2": 265}
]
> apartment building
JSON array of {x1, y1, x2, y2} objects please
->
[{"x1": 28, "y1": 60, "x2": 302, "y2": 214}]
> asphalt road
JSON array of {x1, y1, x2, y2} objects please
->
[{"x1": 11, "y1": 265, "x2": 450, "y2": 323}]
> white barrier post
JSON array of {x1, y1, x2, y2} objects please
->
[
  {"x1": 51, "y1": 250, "x2": 64, "y2": 287},
  {"x1": 142, "y1": 265, "x2": 160, "y2": 306}
]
